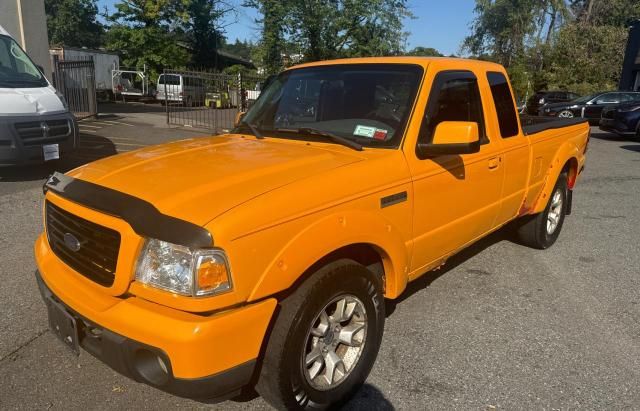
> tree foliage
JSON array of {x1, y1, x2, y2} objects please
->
[
  {"x1": 465, "y1": 0, "x2": 640, "y2": 97},
  {"x1": 45, "y1": 0, "x2": 103, "y2": 47},
  {"x1": 246, "y1": 0, "x2": 412, "y2": 73},
  {"x1": 406, "y1": 47, "x2": 443, "y2": 57}
]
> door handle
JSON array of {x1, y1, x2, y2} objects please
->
[{"x1": 488, "y1": 157, "x2": 500, "y2": 170}]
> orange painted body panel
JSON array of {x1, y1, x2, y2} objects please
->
[
  {"x1": 35, "y1": 234, "x2": 276, "y2": 378},
  {"x1": 34, "y1": 57, "x2": 589, "y2": 379}
]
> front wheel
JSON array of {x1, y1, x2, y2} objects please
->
[
  {"x1": 255, "y1": 259, "x2": 385, "y2": 410},
  {"x1": 558, "y1": 110, "x2": 574, "y2": 118},
  {"x1": 516, "y1": 173, "x2": 568, "y2": 249}
]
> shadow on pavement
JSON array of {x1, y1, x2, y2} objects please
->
[
  {"x1": 0, "y1": 135, "x2": 117, "y2": 182},
  {"x1": 231, "y1": 383, "x2": 394, "y2": 410},
  {"x1": 589, "y1": 130, "x2": 633, "y2": 142},
  {"x1": 385, "y1": 228, "x2": 510, "y2": 318},
  {"x1": 98, "y1": 101, "x2": 167, "y2": 115},
  {"x1": 620, "y1": 145, "x2": 640, "y2": 153},
  {"x1": 340, "y1": 384, "x2": 395, "y2": 410}
]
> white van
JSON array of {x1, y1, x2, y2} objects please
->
[
  {"x1": 156, "y1": 73, "x2": 206, "y2": 107},
  {"x1": 0, "y1": 25, "x2": 77, "y2": 165}
]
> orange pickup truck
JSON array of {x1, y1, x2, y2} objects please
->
[{"x1": 35, "y1": 57, "x2": 589, "y2": 409}]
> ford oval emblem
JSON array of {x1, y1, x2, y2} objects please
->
[{"x1": 63, "y1": 233, "x2": 81, "y2": 252}]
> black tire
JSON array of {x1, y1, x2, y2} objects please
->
[
  {"x1": 255, "y1": 259, "x2": 385, "y2": 410},
  {"x1": 516, "y1": 173, "x2": 568, "y2": 249}
]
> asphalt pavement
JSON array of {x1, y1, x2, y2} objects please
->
[{"x1": 1, "y1": 123, "x2": 639, "y2": 410}]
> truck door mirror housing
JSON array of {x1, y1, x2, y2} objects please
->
[
  {"x1": 417, "y1": 121, "x2": 481, "y2": 157},
  {"x1": 234, "y1": 111, "x2": 246, "y2": 128}
]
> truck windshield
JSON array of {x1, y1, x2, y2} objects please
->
[
  {"x1": 0, "y1": 34, "x2": 47, "y2": 88},
  {"x1": 241, "y1": 64, "x2": 423, "y2": 148}
]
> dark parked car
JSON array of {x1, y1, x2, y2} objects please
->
[
  {"x1": 527, "y1": 91, "x2": 579, "y2": 115},
  {"x1": 600, "y1": 102, "x2": 640, "y2": 138},
  {"x1": 541, "y1": 91, "x2": 640, "y2": 124}
]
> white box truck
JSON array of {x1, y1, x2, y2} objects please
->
[{"x1": 49, "y1": 46, "x2": 119, "y2": 101}]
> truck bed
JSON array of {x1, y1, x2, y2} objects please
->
[{"x1": 520, "y1": 116, "x2": 588, "y2": 136}]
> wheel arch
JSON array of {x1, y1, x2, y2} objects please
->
[
  {"x1": 531, "y1": 148, "x2": 580, "y2": 214},
  {"x1": 247, "y1": 211, "x2": 410, "y2": 302}
]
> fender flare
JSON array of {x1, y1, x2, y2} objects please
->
[
  {"x1": 531, "y1": 143, "x2": 580, "y2": 214},
  {"x1": 247, "y1": 210, "x2": 410, "y2": 302}
]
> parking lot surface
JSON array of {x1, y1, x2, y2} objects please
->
[{"x1": 1, "y1": 122, "x2": 639, "y2": 410}]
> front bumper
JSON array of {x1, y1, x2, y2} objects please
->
[
  {"x1": 35, "y1": 270, "x2": 259, "y2": 401},
  {"x1": 34, "y1": 233, "x2": 277, "y2": 401},
  {"x1": 599, "y1": 118, "x2": 634, "y2": 135},
  {"x1": 0, "y1": 112, "x2": 78, "y2": 165}
]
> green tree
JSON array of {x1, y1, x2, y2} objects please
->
[
  {"x1": 246, "y1": 0, "x2": 412, "y2": 72},
  {"x1": 106, "y1": 0, "x2": 190, "y2": 80},
  {"x1": 45, "y1": 0, "x2": 103, "y2": 47},
  {"x1": 287, "y1": 0, "x2": 412, "y2": 61},
  {"x1": 183, "y1": 0, "x2": 237, "y2": 69},
  {"x1": 406, "y1": 47, "x2": 443, "y2": 57},
  {"x1": 463, "y1": 0, "x2": 541, "y2": 67},
  {"x1": 544, "y1": 23, "x2": 628, "y2": 94},
  {"x1": 244, "y1": 0, "x2": 287, "y2": 75}
]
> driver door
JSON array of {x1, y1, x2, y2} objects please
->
[{"x1": 405, "y1": 70, "x2": 504, "y2": 274}]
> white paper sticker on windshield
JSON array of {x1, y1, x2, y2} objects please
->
[{"x1": 353, "y1": 125, "x2": 376, "y2": 138}]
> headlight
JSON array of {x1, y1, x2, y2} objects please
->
[
  {"x1": 55, "y1": 91, "x2": 69, "y2": 111},
  {"x1": 136, "y1": 239, "x2": 232, "y2": 297}
]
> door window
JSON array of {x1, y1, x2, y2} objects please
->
[
  {"x1": 487, "y1": 72, "x2": 519, "y2": 138},
  {"x1": 595, "y1": 93, "x2": 620, "y2": 104},
  {"x1": 418, "y1": 71, "x2": 486, "y2": 147}
]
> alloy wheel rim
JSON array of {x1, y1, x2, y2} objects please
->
[
  {"x1": 301, "y1": 294, "x2": 368, "y2": 391},
  {"x1": 559, "y1": 110, "x2": 574, "y2": 118},
  {"x1": 547, "y1": 189, "x2": 563, "y2": 235}
]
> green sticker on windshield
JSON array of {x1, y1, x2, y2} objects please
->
[{"x1": 354, "y1": 125, "x2": 376, "y2": 138}]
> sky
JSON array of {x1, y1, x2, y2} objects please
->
[{"x1": 97, "y1": 0, "x2": 477, "y2": 56}]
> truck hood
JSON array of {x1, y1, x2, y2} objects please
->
[
  {"x1": 0, "y1": 85, "x2": 66, "y2": 115},
  {"x1": 69, "y1": 135, "x2": 364, "y2": 227}
]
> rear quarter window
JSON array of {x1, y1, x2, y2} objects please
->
[{"x1": 487, "y1": 72, "x2": 519, "y2": 138}]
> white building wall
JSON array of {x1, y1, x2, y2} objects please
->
[{"x1": 0, "y1": 0, "x2": 51, "y2": 79}]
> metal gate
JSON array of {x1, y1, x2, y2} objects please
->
[
  {"x1": 53, "y1": 57, "x2": 97, "y2": 119},
  {"x1": 163, "y1": 69, "x2": 265, "y2": 132}
]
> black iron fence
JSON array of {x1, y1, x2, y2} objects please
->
[
  {"x1": 52, "y1": 57, "x2": 97, "y2": 119},
  {"x1": 161, "y1": 69, "x2": 266, "y2": 132}
]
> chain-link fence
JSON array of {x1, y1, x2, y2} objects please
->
[{"x1": 161, "y1": 69, "x2": 266, "y2": 132}]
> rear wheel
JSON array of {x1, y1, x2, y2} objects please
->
[
  {"x1": 516, "y1": 173, "x2": 568, "y2": 249},
  {"x1": 255, "y1": 259, "x2": 384, "y2": 410}
]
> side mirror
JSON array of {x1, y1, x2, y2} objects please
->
[
  {"x1": 234, "y1": 111, "x2": 246, "y2": 128},
  {"x1": 417, "y1": 121, "x2": 480, "y2": 157}
]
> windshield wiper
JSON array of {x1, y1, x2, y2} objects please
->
[
  {"x1": 237, "y1": 120, "x2": 264, "y2": 139},
  {"x1": 275, "y1": 127, "x2": 363, "y2": 151}
]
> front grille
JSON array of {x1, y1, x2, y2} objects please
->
[
  {"x1": 15, "y1": 119, "x2": 71, "y2": 146},
  {"x1": 46, "y1": 201, "x2": 120, "y2": 287}
]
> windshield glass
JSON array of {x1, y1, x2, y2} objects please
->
[
  {"x1": 571, "y1": 94, "x2": 597, "y2": 104},
  {"x1": 241, "y1": 64, "x2": 423, "y2": 148},
  {"x1": 0, "y1": 35, "x2": 47, "y2": 88}
]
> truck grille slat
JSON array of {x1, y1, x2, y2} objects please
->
[
  {"x1": 15, "y1": 120, "x2": 72, "y2": 146},
  {"x1": 46, "y1": 201, "x2": 120, "y2": 287},
  {"x1": 46, "y1": 207, "x2": 119, "y2": 254}
]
